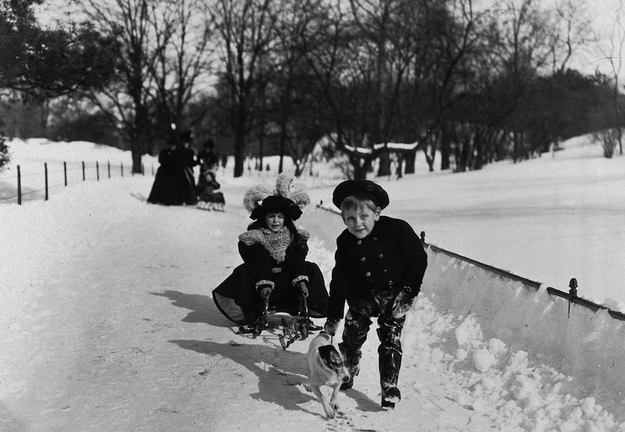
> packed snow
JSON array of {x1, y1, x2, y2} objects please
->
[{"x1": 1, "y1": 137, "x2": 625, "y2": 431}]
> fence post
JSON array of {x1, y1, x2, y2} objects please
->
[
  {"x1": 64, "y1": 162, "x2": 67, "y2": 186},
  {"x1": 107, "y1": 161, "x2": 111, "y2": 179},
  {"x1": 82, "y1": 161, "x2": 86, "y2": 181},
  {"x1": 17, "y1": 164, "x2": 21, "y2": 205},
  {"x1": 121, "y1": 162, "x2": 124, "y2": 178},
  {"x1": 567, "y1": 278, "x2": 578, "y2": 319},
  {"x1": 141, "y1": 162, "x2": 145, "y2": 176},
  {"x1": 44, "y1": 162, "x2": 49, "y2": 201},
  {"x1": 96, "y1": 161, "x2": 100, "y2": 181}
]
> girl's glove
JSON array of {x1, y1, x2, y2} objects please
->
[
  {"x1": 259, "y1": 286, "x2": 273, "y2": 300},
  {"x1": 392, "y1": 286, "x2": 416, "y2": 319},
  {"x1": 298, "y1": 281, "x2": 309, "y2": 298},
  {"x1": 324, "y1": 318, "x2": 340, "y2": 336}
]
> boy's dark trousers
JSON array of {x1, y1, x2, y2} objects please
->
[{"x1": 338, "y1": 291, "x2": 405, "y2": 393}]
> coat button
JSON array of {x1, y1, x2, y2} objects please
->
[
  {"x1": 365, "y1": 271, "x2": 371, "y2": 277},
  {"x1": 361, "y1": 257, "x2": 366, "y2": 262},
  {"x1": 379, "y1": 253, "x2": 384, "y2": 258},
  {"x1": 383, "y1": 269, "x2": 388, "y2": 273},
  {"x1": 357, "y1": 240, "x2": 362, "y2": 245}
]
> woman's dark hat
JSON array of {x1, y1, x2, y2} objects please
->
[
  {"x1": 250, "y1": 195, "x2": 303, "y2": 221},
  {"x1": 332, "y1": 180, "x2": 389, "y2": 210},
  {"x1": 179, "y1": 129, "x2": 192, "y2": 144}
]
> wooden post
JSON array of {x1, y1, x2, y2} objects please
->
[
  {"x1": 44, "y1": 162, "x2": 49, "y2": 201},
  {"x1": 64, "y1": 162, "x2": 67, "y2": 186},
  {"x1": 96, "y1": 161, "x2": 100, "y2": 181},
  {"x1": 107, "y1": 161, "x2": 111, "y2": 178},
  {"x1": 568, "y1": 278, "x2": 578, "y2": 319},
  {"x1": 121, "y1": 162, "x2": 124, "y2": 178},
  {"x1": 82, "y1": 161, "x2": 86, "y2": 181},
  {"x1": 17, "y1": 164, "x2": 21, "y2": 205}
]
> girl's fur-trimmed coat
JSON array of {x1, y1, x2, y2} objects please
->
[{"x1": 212, "y1": 227, "x2": 329, "y2": 325}]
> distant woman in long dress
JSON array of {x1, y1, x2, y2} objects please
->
[{"x1": 147, "y1": 131, "x2": 197, "y2": 206}]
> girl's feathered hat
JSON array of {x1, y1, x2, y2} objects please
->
[{"x1": 243, "y1": 173, "x2": 311, "y2": 221}]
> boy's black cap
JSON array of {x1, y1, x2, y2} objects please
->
[{"x1": 332, "y1": 179, "x2": 390, "y2": 210}]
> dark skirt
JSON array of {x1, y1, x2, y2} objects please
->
[
  {"x1": 213, "y1": 261, "x2": 329, "y2": 325},
  {"x1": 147, "y1": 165, "x2": 197, "y2": 206}
]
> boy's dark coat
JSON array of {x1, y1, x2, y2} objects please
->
[{"x1": 327, "y1": 216, "x2": 427, "y2": 319}]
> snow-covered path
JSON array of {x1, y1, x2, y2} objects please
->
[{"x1": 0, "y1": 177, "x2": 501, "y2": 432}]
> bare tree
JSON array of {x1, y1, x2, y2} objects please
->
[
  {"x1": 546, "y1": 0, "x2": 591, "y2": 74},
  {"x1": 80, "y1": 0, "x2": 214, "y2": 172},
  {"x1": 263, "y1": 0, "x2": 331, "y2": 176},
  {"x1": 483, "y1": 0, "x2": 553, "y2": 162},
  {"x1": 82, "y1": 0, "x2": 164, "y2": 173},
  {"x1": 210, "y1": 0, "x2": 278, "y2": 178},
  {"x1": 592, "y1": 0, "x2": 625, "y2": 156},
  {"x1": 150, "y1": 0, "x2": 215, "y2": 139}
]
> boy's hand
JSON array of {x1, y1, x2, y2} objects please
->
[
  {"x1": 324, "y1": 318, "x2": 340, "y2": 336},
  {"x1": 392, "y1": 287, "x2": 415, "y2": 319}
]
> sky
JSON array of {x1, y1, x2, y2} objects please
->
[{"x1": 1, "y1": 137, "x2": 625, "y2": 431}]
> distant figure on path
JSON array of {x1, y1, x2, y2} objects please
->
[
  {"x1": 197, "y1": 138, "x2": 219, "y2": 173},
  {"x1": 147, "y1": 130, "x2": 197, "y2": 206},
  {"x1": 196, "y1": 170, "x2": 225, "y2": 211}
]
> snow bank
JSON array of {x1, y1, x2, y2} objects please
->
[
  {"x1": 422, "y1": 250, "x2": 625, "y2": 394},
  {"x1": 402, "y1": 251, "x2": 625, "y2": 430}
]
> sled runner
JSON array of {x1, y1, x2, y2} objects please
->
[{"x1": 237, "y1": 295, "x2": 321, "y2": 349}]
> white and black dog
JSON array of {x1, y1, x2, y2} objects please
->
[{"x1": 306, "y1": 332, "x2": 350, "y2": 419}]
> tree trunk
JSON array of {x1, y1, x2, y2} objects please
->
[
  {"x1": 377, "y1": 151, "x2": 391, "y2": 177},
  {"x1": 404, "y1": 151, "x2": 416, "y2": 174},
  {"x1": 440, "y1": 121, "x2": 451, "y2": 171},
  {"x1": 232, "y1": 102, "x2": 247, "y2": 178}
]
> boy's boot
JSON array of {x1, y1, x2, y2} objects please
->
[
  {"x1": 338, "y1": 311, "x2": 369, "y2": 390},
  {"x1": 378, "y1": 323, "x2": 403, "y2": 409}
]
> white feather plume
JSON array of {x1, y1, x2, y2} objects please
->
[
  {"x1": 275, "y1": 172, "x2": 310, "y2": 209},
  {"x1": 274, "y1": 172, "x2": 293, "y2": 197},
  {"x1": 289, "y1": 190, "x2": 311, "y2": 208},
  {"x1": 242, "y1": 184, "x2": 272, "y2": 213},
  {"x1": 243, "y1": 172, "x2": 310, "y2": 214}
]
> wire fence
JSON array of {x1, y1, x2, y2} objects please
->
[{"x1": 0, "y1": 160, "x2": 155, "y2": 205}]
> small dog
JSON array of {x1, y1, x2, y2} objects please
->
[{"x1": 306, "y1": 332, "x2": 350, "y2": 419}]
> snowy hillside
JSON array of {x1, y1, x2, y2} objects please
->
[{"x1": 1, "y1": 138, "x2": 625, "y2": 431}]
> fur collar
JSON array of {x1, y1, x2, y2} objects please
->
[{"x1": 239, "y1": 227, "x2": 309, "y2": 263}]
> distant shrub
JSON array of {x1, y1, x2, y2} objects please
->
[{"x1": 592, "y1": 129, "x2": 619, "y2": 158}]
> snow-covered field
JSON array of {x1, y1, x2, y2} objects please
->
[{"x1": 1, "y1": 137, "x2": 625, "y2": 431}]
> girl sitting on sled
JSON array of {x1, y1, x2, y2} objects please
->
[{"x1": 212, "y1": 173, "x2": 329, "y2": 332}]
